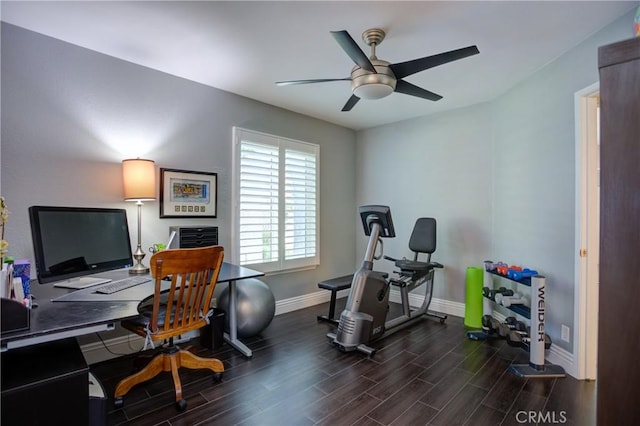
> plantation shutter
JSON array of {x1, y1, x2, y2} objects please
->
[
  {"x1": 238, "y1": 141, "x2": 279, "y2": 266},
  {"x1": 234, "y1": 128, "x2": 319, "y2": 272},
  {"x1": 284, "y1": 148, "x2": 317, "y2": 262}
]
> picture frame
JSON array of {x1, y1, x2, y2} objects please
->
[{"x1": 159, "y1": 168, "x2": 217, "y2": 218}]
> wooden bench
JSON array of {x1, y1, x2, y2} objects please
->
[{"x1": 317, "y1": 275, "x2": 353, "y2": 325}]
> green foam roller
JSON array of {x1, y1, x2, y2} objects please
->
[{"x1": 465, "y1": 266, "x2": 484, "y2": 328}]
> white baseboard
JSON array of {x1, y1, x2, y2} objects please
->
[
  {"x1": 387, "y1": 290, "x2": 465, "y2": 318},
  {"x1": 489, "y1": 311, "x2": 577, "y2": 378},
  {"x1": 81, "y1": 335, "x2": 145, "y2": 365},
  {"x1": 80, "y1": 330, "x2": 199, "y2": 365},
  {"x1": 276, "y1": 288, "x2": 465, "y2": 319},
  {"x1": 81, "y1": 289, "x2": 463, "y2": 365},
  {"x1": 274, "y1": 288, "x2": 350, "y2": 315},
  {"x1": 546, "y1": 344, "x2": 576, "y2": 378}
]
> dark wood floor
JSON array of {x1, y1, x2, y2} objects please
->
[{"x1": 91, "y1": 301, "x2": 596, "y2": 426}]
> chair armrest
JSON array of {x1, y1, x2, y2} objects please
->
[{"x1": 431, "y1": 262, "x2": 444, "y2": 269}]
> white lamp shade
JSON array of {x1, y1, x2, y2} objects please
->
[{"x1": 122, "y1": 158, "x2": 156, "y2": 201}]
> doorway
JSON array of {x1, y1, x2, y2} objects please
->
[{"x1": 574, "y1": 82, "x2": 600, "y2": 380}]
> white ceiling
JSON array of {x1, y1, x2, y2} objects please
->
[{"x1": 1, "y1": 1, "x2": 636, "y2": 130}]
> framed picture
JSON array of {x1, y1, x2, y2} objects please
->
[{"x1": 159, "y1": 168, "x2": 217, "y2": 218}]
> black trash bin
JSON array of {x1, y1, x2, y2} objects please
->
[{"x1": 200, "y1": 308, "x2": 226, "y2": 349}]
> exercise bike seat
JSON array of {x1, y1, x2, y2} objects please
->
[
  {"x1": 384, "y1": 217, "x2": 440, "y2": 273},
  {"x1": 394, "y1": 259, "x2": 442, "y2": 272}
]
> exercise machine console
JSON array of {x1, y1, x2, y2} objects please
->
[{"x1": 327, "y1": 205, "x2": 446, "y2": 356}]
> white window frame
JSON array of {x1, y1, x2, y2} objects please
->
[{"x1": 232, "y1": 127, "x2": 320, "y2": 273}]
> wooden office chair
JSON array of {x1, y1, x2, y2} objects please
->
[{"x1": 113, "y1": 246, "x2": 225, "y2": 412}]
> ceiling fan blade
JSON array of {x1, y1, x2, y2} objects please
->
[
  {"x1": 390, "y1": 45, "x2": 479, "y2": 79},
  {"x1": 341, "y1": 95, "x2": 360, "y2": 111},
  {"x1": 331, "y1": 30, "x2": 376, "y2": 73},
  {"x1": 394, "y1": 79, "x2": 443, "y2": 101},
  {"x1": 276, "y1": 78, "x2": 350, "y2": 86}
]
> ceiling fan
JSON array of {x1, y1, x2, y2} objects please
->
[{"x1": 276, "y1": 28, "x2": 479, "y2": 112}]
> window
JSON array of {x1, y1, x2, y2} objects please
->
[{"x1": 232, "y1": 127, "x2": 319, "y2": 273}]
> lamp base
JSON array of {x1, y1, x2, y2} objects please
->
[
  {"x1": 129, "y1": 246, "x2": 149, "y2": 275},
  {"x1": 128, "y1": 263, "x2": 149, "y2": 275}
]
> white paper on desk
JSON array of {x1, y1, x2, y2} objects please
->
[
  {"x1": 13, "y1": 277, "x2": 25, "y2": 300},
  {"x1": 1, "y1": 263, "x2": 13, "y2": 298}
]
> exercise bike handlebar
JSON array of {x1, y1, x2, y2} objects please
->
[{"x1": 363, "y1": 222, "x2": 383, "y2": 263}]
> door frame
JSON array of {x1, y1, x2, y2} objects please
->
[{"x1": 573, "y1": 82, "x2": 599, "y2": 380}]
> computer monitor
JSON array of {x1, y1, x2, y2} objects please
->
[
  {"x1": 359, "y1": 205, "x2": 396, "y2": 238},
  {"x1": 29, "y1": 206, "x2": 134, "y2": 287}
]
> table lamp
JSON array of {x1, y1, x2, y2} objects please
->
[{"x1": 122, "y1": 158, "x2": 156, "y2": 274}]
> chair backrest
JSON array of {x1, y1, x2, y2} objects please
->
[
  {"x1": 147, "y1": 246, "x2": 224, "y2": 339},
  {"x1": 408, "y1": 218, "x2": 436, "y2": 262}
]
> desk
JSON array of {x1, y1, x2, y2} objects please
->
[
  {"x1": 1, "y1": 262, "x2": 263, "y2": 425},
  {"x1": 0, "y1": 262, "x2": 264, "y2": 358}
]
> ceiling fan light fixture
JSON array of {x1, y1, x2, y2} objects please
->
[
  {"x1": 350, "y1": 58, "x2": 396, "y2": 100},
  {"x1": 353, "y1": 83, "x2": 394, "y2": 99}
]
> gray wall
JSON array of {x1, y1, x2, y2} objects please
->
[
  {"x1": 356, "y1": 10, "x2": 636, "y2": 353},
  {"x1": 490, "y1": 9, "x2": 634, "y2": 352},
  {"x1": 0, "y1": 23, "x2": 357, "y2": 303},
  {"x1": 355, "y1": 105, "x2": 494, "y2": 304}
]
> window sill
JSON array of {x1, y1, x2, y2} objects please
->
[{"x1": 250, "y1": 264, "x2": 319, "y2": 277}]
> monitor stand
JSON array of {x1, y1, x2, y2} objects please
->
[{"x1": 53, "y1": 276, "x2": 112, "y2": 289}]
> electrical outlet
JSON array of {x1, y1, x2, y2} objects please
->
[{"x1": 561, "y1": 325, "x2": 570, "y2": 342}]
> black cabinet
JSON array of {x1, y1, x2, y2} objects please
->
[
  {"x1": 1, "y1": 338, "x2": 89, "y2": 425},
  {"x1": 169, "y1": 226, "x2": 218, "y2": 248},
  {"x1": 597, "y1": 36, "x2": 640, "y2": 426}
]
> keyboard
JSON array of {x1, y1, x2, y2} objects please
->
[{"x1": 94, "y1": 276, "x2": 152, "y2": 294}]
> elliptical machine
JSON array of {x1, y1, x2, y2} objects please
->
[{"x1": 327, "y1": 205, "x2": 446, "y2": 356}]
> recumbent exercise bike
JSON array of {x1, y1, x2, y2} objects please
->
[{"x1": 327, "y1": 205, "x2": 446, "y2": 356}]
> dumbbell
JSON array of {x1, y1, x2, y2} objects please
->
[
  {"x1": 495, "y1": 262, "x2": 509, "y2": 275},
  {"x1": 495, "y1": 292, "x2": 530, "y2": 307},
  {"x1": 497, "y1": 317, "x2": 527, "y2": 337},
  {"x1": 483, "y1": 287, "x2": 514, "y2": 300},
  {"x1": 506, "y1": 266, "x2": 522, "y2": 278},
  {"x1": 506, "y1": 329, "x2": 552, "y2": 350},
  {"x1": 481, "y1": 314, "x2": 500, "y2": 334},
  {"x1": 484, "y1": 260, "x2": 496, "y2": 272},
  {"x1": 502, "y1": 294, "x2": 530, "y2": 307},
  {"x1": 497, "y1": 316, "x2": 521, "y2": 336},
  {"x1": 482, "y1": 287, "x2": 490, "y2": 299},
  {"x1": 509, "y1": 268, "x2": 538, "y2": 281}
]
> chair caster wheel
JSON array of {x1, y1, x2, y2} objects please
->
[
  {"x1": 440, "y1": 318, "x2": 446, "y2": 324},
  {"x1": 114, "y1": 397, "x2": 124, "y2": 409},
  {"x1": 213, "y1": 372, "x2": 223, "y2": 382},
  {"x1": 175, "y1": 399, "x2": 187, "y2": 412}
]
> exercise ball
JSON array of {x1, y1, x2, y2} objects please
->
[{"x1": 218, "y1": 278, "x2": 276, "y2": 338}]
